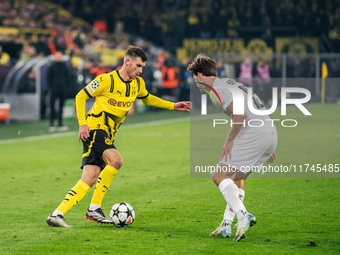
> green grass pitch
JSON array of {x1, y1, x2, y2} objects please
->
[{"x1": 0, "y1": 105, "x2": 339, "y2": 254}]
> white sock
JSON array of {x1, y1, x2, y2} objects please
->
[
  {"x1": 52, "y1": 210, "x2": 63, "y2": 217},
  {"x1": 236, "y1": 208, "x2": 247, "y2": 220},
  {"x1": 218, "y1": 179, "x2": 247, "y2": 221},
  {"x1": 89, "y1": 203, "x2": 101, "y2": 211},
  {"x1": 222, "y1": 188, "x2": 245, "y2": 225},
  {"x1": 222, "y1": 207, "x2": 234, "y2": 225},
  {"x1": 238, "y1": 188, "x2": 245, "y2": 200}
]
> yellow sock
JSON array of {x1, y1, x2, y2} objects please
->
[
  {"x1": 90, "y1": 165, "x2": 118, "y2": 206},
  {"x1": 55, "y1": 180, "x2": 91, "y2": 215}
]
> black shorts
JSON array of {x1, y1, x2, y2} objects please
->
[{"x1": 81, "y1": 130, "x2": 116, "y2": 169}]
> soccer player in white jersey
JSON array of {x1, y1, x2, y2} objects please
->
[{"x1": 187, "y1": 55, "x2": 277, "y2": 241}]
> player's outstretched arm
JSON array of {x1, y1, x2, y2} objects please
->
[
  {"x1": 141, "y1": 94, "x2": 191, "y2": 112},
  {"x1": 174, "y1": 101, "x2": 192, "y2": 112}
]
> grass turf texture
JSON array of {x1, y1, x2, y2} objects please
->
[{"x1": 0, "y1": 104, "x2": 339, "y2": 254}]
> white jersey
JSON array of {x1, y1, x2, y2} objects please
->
[
  {"x1": 207, "y1": 77, "x2": 278, "y2": 173},
  {"x1": 210, "y1": 77, "x2": 276, "y2": 135}
]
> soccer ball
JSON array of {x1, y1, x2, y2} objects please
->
[{"x1": 109, "y1": 202, "x2": 135, "y2": 227}]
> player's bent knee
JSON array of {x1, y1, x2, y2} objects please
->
[
  {"x1": 212, "y1": 171, "x2": 228, "y2": 186},
  {"x1": 103, "y1": 149, "x2": 123, "y2": 170},
  {"x1": 212, "y1": 164, "x2": 234, "y2": 179},
  {"x1": 107, "y1": 156, "x2": 123, "y2": 170},
  {"x1": 211, "y1": 170, "x2": 221, "y2": 181}
]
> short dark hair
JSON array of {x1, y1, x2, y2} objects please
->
[
  {"x1": 187, "y1": 55, "x2": 217, "y2": 76},
  {"x1": 125, "y1": 45, "x2": 147, "y2": 62}
]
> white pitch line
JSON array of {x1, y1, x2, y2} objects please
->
[
  {"x1": 0, "y1": 131, "x2": 78, "y2": 144},
  {"x1": 0, "y1": 117, "x2": 189, "y2": 145}
]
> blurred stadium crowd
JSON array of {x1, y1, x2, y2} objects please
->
[
  {"x1": 0, "y1": 0, "x2": 192, "y2": 102},
  {"x1": 0, "y1": 0, "x2": 340, "y2": 121},
  {"x1": 38, "y1": 0, "x2": 340, "y2": 51},
  {"x1": 1, "y1": 0, "x2": 340, "y2": 60}
]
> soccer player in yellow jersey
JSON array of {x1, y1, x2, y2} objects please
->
[{"x1": 47, "y1": 46, "x2": 192, "y2": 227}]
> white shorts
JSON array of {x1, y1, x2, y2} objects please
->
[{"x1": 219, "y1": 131, "x2": 278, "y2": 173}]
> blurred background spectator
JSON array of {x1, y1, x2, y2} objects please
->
[
  {"x1": 255, "y1": 59, "x2": 272, "y2": 106},
  {"x1": 238, "y1": 57, "x2": 253, "y2": 87},
  {"x1": 47, "y1": 51, "x2": 71, "y2": 131}
]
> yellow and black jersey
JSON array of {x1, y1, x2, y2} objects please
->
[{"x1": 76, "y1": 70, "x2": 175, "y2": 140}]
